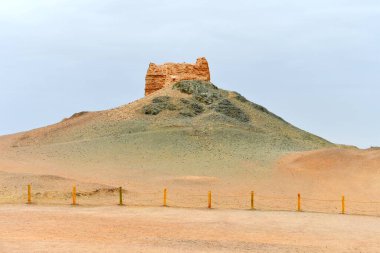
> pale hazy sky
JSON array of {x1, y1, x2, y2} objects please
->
[{"x1": 0, "y1": 0, "x2": 379, "y2": 148}]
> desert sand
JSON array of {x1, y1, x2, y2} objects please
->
[
  {"x1": 0, "y1": 205, "x2": 379, "y2": 253},
  {"x1": 0, "y1": 80, "x2": 380, "y2": 252}
]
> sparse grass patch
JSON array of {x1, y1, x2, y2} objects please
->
[
  {"x1": 143, "y1": 96, "x2": 176, "y2": 115},
  {"x1": 214, "y1": 99, "x2": 250, "y2": 123}
]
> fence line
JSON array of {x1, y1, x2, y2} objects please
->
[{"x1": 9, "y1": 185, "x2": 380, "y2": 217}]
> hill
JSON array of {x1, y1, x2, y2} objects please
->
[
  {"x1": 0, "y1": 81, "x2": 332, "y2": 179},
  {"x1": 0, "y1": 80, "x2": 379, "y2": 207}
]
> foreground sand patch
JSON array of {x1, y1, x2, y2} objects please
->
[
  {"x1": 0, "y1": 205, "x2": 379, "y2": 252},
  {"x1": 168, "y1": 176, "x2": 220, "y2": 184}
]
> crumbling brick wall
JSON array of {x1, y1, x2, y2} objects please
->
[{"x1": 145, "y1": 57, "x2": 210, "y2": 96}]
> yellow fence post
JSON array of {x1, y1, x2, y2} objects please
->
[
  {"x1": 72, "y1": 185, "x2": 77, "y2": 205},
  {"x1": 342, "y1": 195, "x2": 345, "y2": 214},
  {"x1": 119, "y1": 187, "x2": 123, "y2": 206},
  {"x1": 251, "y1": 191, "x2": 255, "y2": 210},
  {"x1": 27, "y1": 184, "x2": 31, "y2": 204},
  {"x1": 297, "y1": 193, "x2": 301, "y2": 212},
  {"x1": 163, "y1": 188, "x2": 167, "y2": 207},
  {"x1": 208, "y1": 191, "x2": 212, "y2": 209}
]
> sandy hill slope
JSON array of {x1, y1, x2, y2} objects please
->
[
  {"x1": 0, "y1": 81, "x2": 332, "y2": 179},
  {"x1": 0, "y1": 80, "x2": 379, "y2": 207}
]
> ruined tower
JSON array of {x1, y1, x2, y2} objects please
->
[{"x1": 144, "y1": 57, "x2": 211, "y2": 96}]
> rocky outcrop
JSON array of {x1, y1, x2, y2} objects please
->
[{"x1": 145, "y1": 57, "x2": 211, "y2": 96}]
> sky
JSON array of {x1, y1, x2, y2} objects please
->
[{"x1": 0, "y1": 0, "x2": 379, "y2": 148}]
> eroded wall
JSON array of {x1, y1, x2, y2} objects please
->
[{"x1": 145, "y1": 57, "x2": 210, "y2": 96}]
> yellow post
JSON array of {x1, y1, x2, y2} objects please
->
[
  {"x1": 72, "y1": 185, "x2": 77, "y2": 205},
  {"x1": 27, "y1": 184, "x2": 31, "y2": 204},
  {"x1": 208, "y1": 191, "x2": 212, "y2": 209},
  {"x1": 251, "y1": 191, "x2": 255, "y2": 210},
  {"x1": 119, "y1": 187, "x2": 123, "y2": 206},
  {"x1": 297, "y1": 193, "x2": 301, "y2": 212},
  {"x1": 342, "y1": 195, "x2": 345, "y2": 214},
  {"x1": 163, "y1": 188, "x2": 167, "y2": 207}
]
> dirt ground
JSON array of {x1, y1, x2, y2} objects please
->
[{"x1": 0, "y1": 205, "x2": 379, "y2": 253}]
